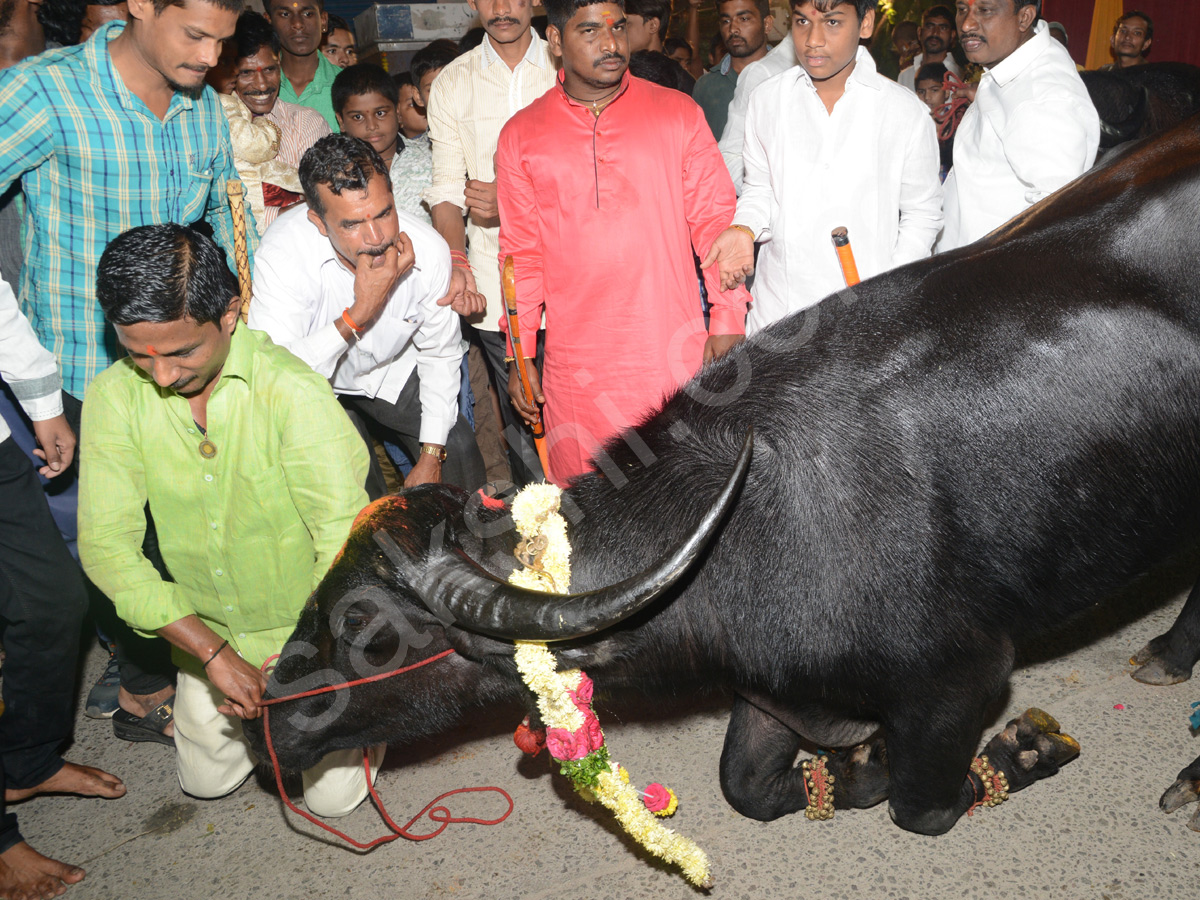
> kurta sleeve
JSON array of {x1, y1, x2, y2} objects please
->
[
  {"x1": 1002, "y1": 97, "x2": 1098, "y2": 206},
  {"x1": 275, "y1": 374, "x2": 370, "y2": 589},
  {"x1": 422, "y1": 73, "x2": 469, "y2": 212},
  {"x1": 78, "y1": 378, "x2": 201, "y2": 636},
  {"x1": 681, "y1": 103, "x2": 748, "y2": 337},
  {"x1": 0, "y1": 270, "x2": 61, "y2": 421},
  {"x1": 496, "y1": 119, "x2": 546, "y2": 356},
  {"x1": 409, "y1": 234, "x2": 460, "y2": 446},
  {"x1": 733, "y1": 87, "x2": 776, "y2": 243},
  {"x1": 893, "y1": 107, "x2": 944, "y2": 266}
]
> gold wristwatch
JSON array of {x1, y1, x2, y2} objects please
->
[{"x1": 421, "y1": 444, "x2": 447, "y2": 462}]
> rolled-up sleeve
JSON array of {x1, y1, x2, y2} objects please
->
[
  {"x1": 0, "y1": 270, "x2": 61, "y2": 422},
  {"x1": 422, "y1": 72, "x2": 469, "y2": 212},
  {"x1": 408, "y1": 225, "x2": 459, "y2": 446},
  {"x1": 681, "y1": 104, "x2": 748, "y2": 336},
  {"x1": 496, "y1": 120, "x2": 546, "y2": 357}
]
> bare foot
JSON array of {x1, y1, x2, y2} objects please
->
[
  {"x1": 5, "y1": 763, "x2": 125, "y2": 803},
  {"x1": 118, "y1": 685, "x2": 175, "y2": 738},
  {"x1": 0, "y1": 841, "x2": 84, "y2": 899}
]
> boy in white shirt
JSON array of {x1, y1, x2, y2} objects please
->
[{"x1": 703, "y1": 0, "x2": 943, "y2": 334}]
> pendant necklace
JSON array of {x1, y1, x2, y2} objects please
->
[
  {"x1": 195, "y1": 420, "x2": 217, "y2": 459},
  {"x1": 563, "y1": 83, "x2": 621, "y2": 117}
]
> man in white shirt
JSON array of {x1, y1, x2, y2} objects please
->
[
  {"x1": 705, "y1": 0, "x2": 943, "y2": 333},
  {"x1": 938, "y1": 1, "x2": 1099, "y2": 252},
  {"x1": 0, "y1": 269, "x2": 125, "y2": 898},
  {"x1": 897, "y1": 4, "x2": 960, "y2": 93},
  {"x1": 249, "y1": 135, "x2": 485, "y2": 498},
  {"x1": 422, "y1": 0, "x2": 557, "y2": 486},
  {"x1": 717, "y1": 36, "x2": 795, "y2": 193}
]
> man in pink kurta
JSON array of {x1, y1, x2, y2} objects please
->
[{"x1": 496, "y1": 0, "x2": 749, "y2": 485}]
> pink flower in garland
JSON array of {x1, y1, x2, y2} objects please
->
[
  {"x1": 544, "y1": 711, "x2": 605, "y2": 760},
  {"x1": 643, "y1": 782, "x2": 678, "y2": 816},
  {"x1": 581, "y1": 712, "x2": 604, "y2": 752},
  {"x1": 569, "y1": 673, "x2": 594, "y2": 709},
  {"x1": 545, "y1": 727, "x2": 591, "y2": 760}
]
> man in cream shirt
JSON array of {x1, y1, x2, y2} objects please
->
[
  {"x1": 422, "y1": 0, "x2": 557, "y2": 486},
  {"x1": 938, "y1": 1, "x2": 1098, "y2": 252}
]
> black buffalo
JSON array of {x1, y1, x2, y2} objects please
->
[{"x1": 246, "y1": 115, "x2": 1200, "y2": 838}]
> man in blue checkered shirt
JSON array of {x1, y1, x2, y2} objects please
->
[
  {"x1": 0, "y1": 0, "x2": 255, "y2": 402},
  {"x1": 0, "y1": 0, "x2": 256, "y2": 747}
]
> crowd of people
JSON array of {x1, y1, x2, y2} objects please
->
[{"x1": 0, "y1": 0, "x2": 1164, "y2": 895}]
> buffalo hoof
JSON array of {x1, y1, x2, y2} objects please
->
[
  {"x1": 980, "y1": 708, "x2": 1080, "y2": 793},
  {"x1": 826, "y1": 737, "x2": 889, "y2": 810},
  {"x1": 1129, "y1": 637, "x2": 1194, "y2": 685},
  {"x1": 1161, "y1": 754, "x2": 1200, "y2": 832}
]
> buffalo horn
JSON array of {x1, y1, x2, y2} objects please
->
[{"x1": 412, "y1": 428, "x2": 753, "y2": 641}]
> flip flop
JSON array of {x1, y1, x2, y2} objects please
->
[{"x1": 112, "y1": 696, "x2": 175, "y2": 746}]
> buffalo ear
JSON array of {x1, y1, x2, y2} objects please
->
[{"x1": 444, "y1": 625, "x2": 515, "y2": 662}]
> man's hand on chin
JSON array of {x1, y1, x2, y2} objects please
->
[{"x1": 404, "y1": 451, "x2": 443, "y2": 488}]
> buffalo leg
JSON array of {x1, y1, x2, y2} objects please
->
[
  {"x1": 719, "y1": 695, "x2": 810, "y2": 821},
  {"x1": 1130, "y1": 577, "x2": 1200, "y2": 685},
  {"x1": 1160, "y1": 753, "x2": 1200, "y2": 832}
]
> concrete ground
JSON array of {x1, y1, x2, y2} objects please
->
[{"x1": 19, "y1": 585, "x2": 1200, "y2": 900}]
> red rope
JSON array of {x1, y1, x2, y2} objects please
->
[{"x1": 259, "y1": 648, "x2": 513, "y2": 849}]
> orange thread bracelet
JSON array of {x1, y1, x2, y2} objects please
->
[{"x1": 342, "y1": 309, "x2": 364, "y2": 333}]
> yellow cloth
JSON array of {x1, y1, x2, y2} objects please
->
[{"x1": 1086, "y1": 0, "x2": 1125, "y2": 70}]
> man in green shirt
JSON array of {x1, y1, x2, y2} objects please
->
[
  {"x1": 692, "y1": 0, "x2": 774, "y2": 140},
  {"x1": 264, "y1": 0, "x2": 339, "y2": 129},
  {"x1": 79, "y1": 224, "x2": 381, "y2": 816}
]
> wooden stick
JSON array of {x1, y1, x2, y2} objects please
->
[
  {"x1": 501, "y1": 255, "x2": 552, "y2": 482},
  {"x1": 226, "y1": 180, "x2": 252, "y2": 322}
]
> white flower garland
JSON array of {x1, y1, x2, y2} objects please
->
[{"x1": 508, "y1": 485, "x2": 712, "y2": 888}]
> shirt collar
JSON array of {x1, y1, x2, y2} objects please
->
[
  {"x1": 481, "y1": 29, "x2": 549, "y2": 69},
  {"x1": 95, "y1": 19, "x2": 195, "y2": 114},
  {"x1": 555, "y1": 68, "x2": 632, "y2": 110},
  {"x1": 718, "y1": 53, "x2": 732, "y2": 76},
  {"x1": 794, "y1": 46, "x2": 880, "y2": 93},
  {"x1": 213, "y1": 324, "x2": 255, "y2": 392},
  {"x1": 987, "y1": 19, "x2": 1050, "y2": 87}
]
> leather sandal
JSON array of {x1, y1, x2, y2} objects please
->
[{"x1": 112, "y1": 696, "x2": 175, "y2": 746}]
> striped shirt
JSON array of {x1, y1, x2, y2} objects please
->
[
  {"x1": 422, "y1": 32, "x2": 556, "y2": 332},
  {"x1": 260, "y1": 98, "x2": 331, "y2": 231},
  {"x1": 0, "y1": 21, "x2": 254, "y2": 398}
]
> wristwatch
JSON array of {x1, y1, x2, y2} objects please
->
[{"x1": 421, "y1": 444, "x2": 447, "y2": 462}]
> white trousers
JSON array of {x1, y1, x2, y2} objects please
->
[{"x1": 173, "y1": 668, "x2": 385, "y2": 818}]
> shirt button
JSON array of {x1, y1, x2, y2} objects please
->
[
  {"x1": 239, "y1": 633, "x2": 246, "y2": 639},
  {"x1": 210, "y1": 522, "x2": 218, "y2": 530},
  {"x1": 187, "y1": 428, "x2": 196, "y2": 434},
  {"x1": 214, "y1": 568, "x2": 223, "y2": 576},
  {"x1": 204, "y1": 474, "x2": 213, "y2": 482},
  {"x1": 225, "y1": 605, "x2": 233, "y2": 612}
]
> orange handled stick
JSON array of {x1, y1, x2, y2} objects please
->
[
  {"x1": 831, "y1": 226, "x2": 861, "y2": 287},
  {"x1": 502, "y1": 256, "x2": 552, "y2": 481}
]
